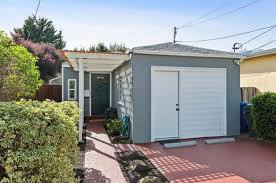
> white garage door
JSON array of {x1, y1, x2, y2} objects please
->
[
  {"x1": 151, "y1": 67, "x2": 226, "y2": 141},
  {"x1": 179, "y1": 68, "x2": 226, "y2": 139}
]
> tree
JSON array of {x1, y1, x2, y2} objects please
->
[
  {"x1": 109, "y1": 43, "x2": 128, "y2": 53},
  {"x1": 14, "y1": 16, "x2": 66, "y2": 49},
  {"x1": 0, "y1": 31, "x2": 42, "y2": 101},
  {"x1": 73, "y1": 43, "x2": 129, "y2": 53},
  {"x1": 95, "y1": 42, "x2": 108, "y2": 52},
  {"x1": 88, "y1": 45, "x2": 96, "y2": 52},
  {"x1": 12, "y1": 33, "x2": 65, "y2": 82}
]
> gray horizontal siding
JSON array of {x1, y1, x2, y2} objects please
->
[{"x1": 62, "y1": 66, "x2": 90, "y2": 116}]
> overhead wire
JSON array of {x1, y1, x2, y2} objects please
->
[
  {"x1": 176, "y1": 24, "x2": 276, "y2": 43},
  {"x1": 177, "y1": 0, "x2": 263, "y2": 30},
  {"x1": 249, "y1": 39, "x2": 276, "y2": 52},
  {"x1": 233, "y1": 25, "x2": 276, "y2": 52},
  {"x1": 177, "y1": 0, "x2": 233, "y2": 29}
]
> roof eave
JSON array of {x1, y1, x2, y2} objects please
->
[
  {"x1": 243, "y1": 51, "x2": 276, "y2": 60},
  {"x1": 132, "y1": 50, "x2": 242, "y2": 59}
]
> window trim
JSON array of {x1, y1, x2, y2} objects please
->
[{"x1": 68, "y1": 79, "x2": 77, "y2": 100}]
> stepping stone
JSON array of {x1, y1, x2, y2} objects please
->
[
  {"x1": 121, "y1": 151, "x2": 144, "y2": 161},
  {"x1": 205, "y1": 138, "x2": 235, "y2": 144},
  {"x1": 163, "y1": 141, "x2": 197, "y2": 149},
  {"x1": 128, "y1": 160, "x2": 150, "y2": 173},
  {"x1": 138, "y1": 176, "x2": 162, "y2": 183}
]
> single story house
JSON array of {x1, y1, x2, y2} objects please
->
[
  {"x1": 241, "y1": 48, "x2": 276, "y2": 96},
  {"x1": 62, "y1": 42, "x2": 241, "y2": 143}
]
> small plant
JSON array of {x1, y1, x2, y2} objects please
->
[
  {"x1": 104, "y1": 107, "x2": 118, "y2": 120},
  {"x1": 106, "y1": 119, "x2": 122, "y2": 136}
]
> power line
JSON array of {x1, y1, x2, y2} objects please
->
[
  {"x1": 177, "y1": 0, "x2": 263, "y2": 30},
  {"x1": 177, "y1": 0, "x2": 233, "y2": 29},
  {"x1": 233, "y1": 25, "x2": 276, "y2": 52},
  {"x1": 250, "y1": 39, "x2": 276, "y2": 52},
  {"x1": 176, "y1": 24, "x2": 276, "y2": 43},
  {"x1": 242, "y1": 25, "x2": 276, "y2": 45}
]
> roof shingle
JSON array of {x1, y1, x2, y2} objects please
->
[{"x1": 133, "y1": 42, "x2": 240, "y2": 58}]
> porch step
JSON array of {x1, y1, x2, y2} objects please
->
[
  {"x1": 85, "y1": 115, "x2": 105, "y2": 120},
  {"x1": 85, "y1": 119, "x2": 105, "y2": 123},
  {"x1": 163, "y1": 141, "x2": 197, "y2": 149},
  {"x1": 205, "y1": 138, "x2": 235, "y2": 144}
]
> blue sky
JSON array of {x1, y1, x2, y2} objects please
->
[{"x1": 1, "y1": 0, "x2": 276, "y2": 51}]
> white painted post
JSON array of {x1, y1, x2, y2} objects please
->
[
  {"x1": 109, "y1": 73, "x2": 112, "y2": 107},
  {"x1": 78, "y1": 59, "x2": 84, "y2": 142}
]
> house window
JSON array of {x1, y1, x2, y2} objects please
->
[
  {"x1": 68, "y1": 79, "x2": 77, "y2": 100},
  {"x1": 118, "y1": 78, "x2": 123, "y2": 102}
]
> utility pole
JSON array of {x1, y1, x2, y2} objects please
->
[
  {"x1": 173, "y1": 27, "x2": 177, "y2": 44},
  {"x1": 34, "y1": 0, "x2": 41, "y2": 18},
  {"x1": 232, "y1": 42, "x2": 242, "y2": 53},
  {"x1": 27, "y1": 0, "x2": 40, "y2": 40}
]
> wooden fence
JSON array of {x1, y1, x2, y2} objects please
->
[
  {"x1": 240, "y1": 87, "x2": 260, "y2": 103},
  {"x1": 32, "y1": 85, "x2": 62, "y2": 102}
]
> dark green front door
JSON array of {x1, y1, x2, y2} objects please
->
[{"x1": 91, "y1": 74, "x2": 110, "y2": 115}]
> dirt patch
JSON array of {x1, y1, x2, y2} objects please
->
[
  {"x1": 115, "y1": 151, "x2": 169, "y2": 183},
  {"x1": 75, "y1": 124, "x2": 87, "y2": 182}
]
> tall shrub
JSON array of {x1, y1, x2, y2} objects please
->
[
  {"x1": 0, "y1": 31, "x2": 42, "y2": 101},
  {"x1": 0, "y1": 100, "x2": 79, "y2": 182},
  {"x1": 251, "y1": 92, "x2": 276, "y2": 140},
  {"x1": 12, "y1": 33, "x2": 65, "y2": 82}
]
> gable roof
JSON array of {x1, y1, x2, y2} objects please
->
[
  {"x1": 243, "y1": 48, "x2": 276, "y2": 60},
  {"x1": 132, "y1": 42, "x2": 241, "y2": 59}
]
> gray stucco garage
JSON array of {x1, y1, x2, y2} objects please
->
[
  {"x1": 113, "y1": 42, "x2": 241, "y2": 143},
  {"x1": 63, "y1": 42, "x2": 241, "y2": 143}
]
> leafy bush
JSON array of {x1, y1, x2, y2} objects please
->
[
  {"x1": 0, "y1": 31, "x2": 42, "y2": 101},
  {"x1": 106, "y1": 119, "x2": 122, "y2": 136},
  {"x1": 251, "y1": 92, "x2": 276, "y2": 140},
  {"x1": 0, "y1": 100, "x2": 79, "y2": 182}
]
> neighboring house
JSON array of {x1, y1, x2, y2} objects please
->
[
  {"x1": 241, "y1": 48, "x2": 276, "y2": 99},
  {"x1": 49, "y1": 75, "x2": 62, "y2": 85},
  {"x1": 62, "y1": 42, "x2": 241, "y2": 143}
]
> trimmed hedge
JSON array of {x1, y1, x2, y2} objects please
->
[
  {"x1": 251, "y1": 92, "x2": 276, "y2": 140},
  {"x1": 0, "y1": 100, "x2": 79, "y2": 182}
]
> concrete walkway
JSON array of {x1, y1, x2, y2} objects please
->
[
  {"x1": 85, "y1": 122, "x2": 276, "y2": 183},
  {"x1": 84, "y1": 122, "x2": 125, "y2": 183}
]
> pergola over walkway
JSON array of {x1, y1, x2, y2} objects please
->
[{"x1": 65, "y1": 51, "x2": 130, "y2": 142}]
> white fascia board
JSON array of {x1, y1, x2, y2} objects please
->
[
  {"x1": 65, "y1": 52, "x2": 130, "y2": 61},
  {"x1": 243, "y1": 51, "x2": 276, "y2": 60},
  {"x1": 133, "y1": 50, "x2": 242, "y2": 59},
  {"x1": 49, "y1": 76, "x2": 62, "y2": 84},
  {"x1": 84, "y1": 60, "x2": 123, "y2": 64},
  {"x1": 62, "y1": 62, "x2": 71, "y2": 67},
  {"x1": 83, "y1": 68, "x2": 115, "y2": 72}
]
